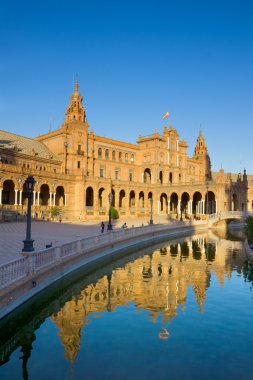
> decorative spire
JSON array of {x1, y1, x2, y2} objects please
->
[{"x1": 65, "y1": 80, "x2": 86, "y2": 123}]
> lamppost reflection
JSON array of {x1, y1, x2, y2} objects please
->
[{"x1": 22, "y1": 175, "x2": 35, "y2": 252}]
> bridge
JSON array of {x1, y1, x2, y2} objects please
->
[{"x1": 208, "y1": 211, "x2": 253, "y2": 227}]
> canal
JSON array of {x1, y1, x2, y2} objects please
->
[{"x1": 1, "y1": 229, "x2": 253, "y2": 380}]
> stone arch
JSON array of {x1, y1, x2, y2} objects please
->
[
  {"x1": 98, "y1": 187, "x2": 105, "y2": 208},
  {"x1": 170, "y1": 192, "x2": 178, "y2": 213},
  {"x1": 55, "y1": 186, "x2": 65, "y2": 206},
  {"x1": 98, "y1": 147, "x2": 102, "y2": 158},
  {"x1": 86, "y1": 186, "x2": 94, "y2": 207},
  {"x1": 139, "y1": 191, "x2": 145, "y2": 209},
  {"x1": 160, "y1": 193, "x2": 168, "y2": 213},
  {"x1": 144, "y1": 168, "x2": 151, "y2": 184},
  {"x1": 205, "y1": 191, "x2": 216, "y2": 214},
  {"x1": 40, "y1": 184, "x2": 50, "y2": 206},
  {"x1": 129, "y1": 190, "x2": 135, "y2": 207},
  {"x1": 232, "y1": 193, "x2": 238, "y2": 211},
  {"x1": 193, "y1": 191, "x2": 202, "y2": 215},
  {"x1": 2, "y1": 179, "x2": 15, "y2": 205},
  {"x1": 119, "y1": 189, "x2": 126, "y2": 208},
  {"x1": 181, "y1": 192, "x2": 190, "y2": 216}
]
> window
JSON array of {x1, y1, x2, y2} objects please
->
[
  {"x1": 98, "y1": 148, "x2": 102, "y2": 158},
  {"x1": 131, "y1": 154, "x2": 134, "y2": 163},
  {"x1": 115, "y1": 168, "x2": 120, "y2": 180},
  {"x1": 100, "y1": 166, "x2": 105, "y2": 178},
  {"x1": 129, "y1": 171, "x2": 134, "y2": 181},
  {"x1": 125, "y1": 153, "x2": 128, "y2": 162},
  {"x1": 77, "y1": 161, "x2": 81, "y2": 168},
  {"x1": 112, "y1": 151, "x2": 116, "y2": 160},
  {"x1": 119, "y1": 152, "x2": 122, "y2": 161},
  {"x1": 105, "y1": 149, "x2": 109, "y2": 159}
]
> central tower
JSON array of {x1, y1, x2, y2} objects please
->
[{"x1": 65, "y1": 80, "x2": 86, "y2": 123}]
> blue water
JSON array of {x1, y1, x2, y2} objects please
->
[{"x1": 1, "y1": 230, "x2": 253, "y2": 380}]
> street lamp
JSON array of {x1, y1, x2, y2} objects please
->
[
  {"x1": 22, "y1": 175, "x2": 35, "y2": 252},
  {"x1": 107, "y1": 192, "x2": 113, "y2": 231},
  {"x1": 149, "y1": 198, "x2": 153, "y2": 224}
]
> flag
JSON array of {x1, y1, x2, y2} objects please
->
[{"x1": 163, "y1": 112, "x2": 169, "y2": 119}]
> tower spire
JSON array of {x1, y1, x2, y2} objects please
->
[{"x1": 65, "y1": 79, "x2": 86, "y2": 123}]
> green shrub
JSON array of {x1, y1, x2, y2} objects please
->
[
  {"x1": 110, "y1": 207, "x2": 119, "y2": 219},
  {"x1": 51, "y1": 206, "x2": 61, "y2": 220},
  {"x1": 245, "y1": 216, "x2": 253, "y2": 242}
]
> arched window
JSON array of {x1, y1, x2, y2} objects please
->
[
  {"x1": 98, "y1": 148, "x2": 102, "y2": 158},
  {"x1": 119, "y1": 152, "x2": 122, "y2": 161},
  {"x1": 105, "y1": 149, "x2": 109, "y2": 159},
  {"x1": 112, "y1": 151, "x2": 116, "y2": 160},
  {"x1": 125, "y1": 153, "x2": 128, "y2": 162}
]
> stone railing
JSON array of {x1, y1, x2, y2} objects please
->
[
  {"x1": 208, "y1": 211, "x2": 253, "y2": 227},
  {"x1": 0, "y1": 221, "x2": 206, "y2": 290}
]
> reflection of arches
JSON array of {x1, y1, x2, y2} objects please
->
[
  {"x1": 193, "y1": 192, "x2": 202, "y2": 215},
  {"x1": 129, "y1": 190, "x2": 135, "y2": 207},
  {"x1": 86, "y1": 187, "x2": 94, "y2": 207},
  {"x1": 119, "y1": 189, "x2": 126, "y2": 208},
  {"x1": 139, "y1": 191, "x2": 144, "y2": 208},
  {"x1": 40, "y1": 184, "x2": 50, "y2": 206},
  {"x1": 160, "y1": 193, "x2": 168, "y2": 213},
  {"x1": 181, "y1": 192, "x2": 190, "y2": 215},
  {"x1": 232, "y1": 193, "x2": 237, "y2": 211},
  {"x1": 170, "y1": 192, "x2": 178, "y2": 213},
  {"x1": 55, "y1": 186, "x2": 65, "y2": 206},
  {"x1": 2, "y1": 180, "x2": 15, "y2": 205},
  {"x1": 144, "y1": 168, "x2": 151, "y2": 184},
  {"x1": 205, "y1": 191, "x2": 216, "y2": 214},
  {"x1": 159, "y1": 171, "x2": 163, "y2": 184},
  {"x1": 98, "y1": 188, "x2": 105, "y2": 207}
]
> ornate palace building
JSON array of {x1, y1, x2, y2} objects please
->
[{"x1": 0, "y1": 81, "x2": 252, "y2": 221}]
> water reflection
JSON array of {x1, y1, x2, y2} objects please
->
[{"x1": 0, "y1": 230, "x2": 250, "y2": 377}]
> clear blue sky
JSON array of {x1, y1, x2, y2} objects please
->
[{"x1": 0, "y1": 0, "x2": 252, "y2": 173}]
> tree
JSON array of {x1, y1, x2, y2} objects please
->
[
  {"x1": 51, "y1": 206, "x2": 61, "y2": 220},
  {"x1": 110, "y1": 207, "x2": 119, "y2": 219}
]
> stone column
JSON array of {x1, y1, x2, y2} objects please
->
[
  {"x1": 215, "y1": 200, "x2": 218, "y2": 213},
  {"x1": 14, "y1": 189, "x2": 18, "y2": 205},
  {"x1": 37, "y1": 191, "x2": 40, "y2": 206},
  {"x1": 53, "y1": 193, "x2": 56, "y2": 206},
  {"x1": 178, "y1": 200, "x2": 181, "y2": 215},
  {"x1": 33, "y1": 191, "x2": 36, "y2": 206},
  {"x1": 64, "y1": 194, "x2": 67, "y2": 206},
  {"x1": 49, "y1": 192, "x2": 52, "y2": 206},
  {"x1": 202, "y1": 200, "x2": 205, "y2": 214},
  {"x1": 19, "y1": 190, "x2": 23, "y2": 205},
  {"x1": 0, "y1": 188, "x2": 2, "y2": 205}
]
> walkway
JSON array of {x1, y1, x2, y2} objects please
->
[{"x1": 0, "y1": 216, "x2": 180, "y2": 265}]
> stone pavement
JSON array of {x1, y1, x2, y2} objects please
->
[{"x1": 0, "y1": 216, "x2": 176, "y2": 266}]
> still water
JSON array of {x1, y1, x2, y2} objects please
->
[{"x1": 1, "y1": 229, "x2": 253, "y2": 380}]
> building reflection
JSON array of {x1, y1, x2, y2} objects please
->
[{"x1": 51, "y1": 232, "x2": 246, "y2": 363}]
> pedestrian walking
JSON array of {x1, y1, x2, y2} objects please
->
[{"x1": 101, "y1": 221, "x2": 105, "y2": 233}]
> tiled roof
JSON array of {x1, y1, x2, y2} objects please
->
[{"x1": 0, "y1": 129, "x2": 60, "y2": 161}]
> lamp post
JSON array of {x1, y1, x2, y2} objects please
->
[
  {"x1": 149, "y1": 198, "x2": 153, "y2": 224},
  {"x1": 22, "y1": 175, "x2": 35, "y2": 252},
  {"x1": 107, "y1": 192, "x2": 113, "y2": 230}
]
